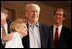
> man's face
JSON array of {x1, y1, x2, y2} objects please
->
[
  {"x1": 54, "y1": 10, "x2": 65, "y2": 25},
  {"x1": 26, "y1": 5, "x2": 40, "y2": 23},
  {"x1": 1, "y1": 11, "x2": 8, "y2": 26}
]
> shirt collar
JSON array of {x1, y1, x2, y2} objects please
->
[
  {"x1": 28, "y1": 21, "x2": 39, "y2": 27},
  {"x1": 53, "y1": 24, "x2": 62, "y2": 30}
]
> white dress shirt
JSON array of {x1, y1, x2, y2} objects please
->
[
  {"x1": 5, "y1": 32, "x2": 24, "y2": 48},
  {"x1": 1, "y1": 23, "x2": 8, "y2": 45},
  {"x1": 28, "y1": 22, "x2": 41, "y2": 48},
  {"x1": 53, "y1": 25, "x2": 63, "y2": 40}
]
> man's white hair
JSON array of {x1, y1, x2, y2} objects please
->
[{"x1": 25, "y1": 4, "x2": 40, "y2": 12}]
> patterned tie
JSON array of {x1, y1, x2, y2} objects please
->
[{"x1": 54, "y1": 28, "x2": 59, "y2": 48}]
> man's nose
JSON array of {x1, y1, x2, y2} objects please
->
[
  {"x1": 56, "y1": 14, "x2": 60, "y2": 18},
  {"x1": 33, "y1": 11, "x2": 37, "y2": 15}
]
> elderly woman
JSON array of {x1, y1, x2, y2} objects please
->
[{"x1": 4, "y1": 18, "x2": 27, "y2": 48}]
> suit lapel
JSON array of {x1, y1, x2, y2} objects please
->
[
  {"x1": 39, "y1": 23, "x2": 48, "y2": 48},
  {"x1": 39, "y1": 23, "x2": 43, "y2": 48},
  {"x1": 56, "y1": 26, "x2": 65, "y2": 47},
  {"x1": 51, "y1": 25, "x2": 53, "y2": 38},
  {"x1": 27, "y1": 23, "x2": 30, "y2": 48}
]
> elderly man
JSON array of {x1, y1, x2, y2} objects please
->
[
  {"x1": 22, "y1": 4, "x2": 54, "y2": 48},
  {"x1": 50, "y1": 8, "x2": 71, "y2": 48}
]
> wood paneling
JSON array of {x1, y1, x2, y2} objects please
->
[{"x1": 1, "y1": 1, "x2": 71, "y2": 28}]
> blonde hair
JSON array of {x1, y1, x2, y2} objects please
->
[{"x1": 10, "y1": 18, "x2": 27, "y2": 32}]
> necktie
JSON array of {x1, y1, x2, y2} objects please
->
[{"x1": 54, "y1": 28, "x2": 59, "y2": 48}]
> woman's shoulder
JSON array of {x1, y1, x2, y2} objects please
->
[{"x1": 13, "y1": 32, "x2": 21, "y2": 39}]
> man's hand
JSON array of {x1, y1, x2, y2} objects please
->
[{"x1": 3, "y1": 33, "x2": 13, "y2": 42}]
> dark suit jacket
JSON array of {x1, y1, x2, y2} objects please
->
[
  {"x1": 1, "y1": 19, "x2": 11, "y2": 48},
  {"x1": 22, "y1": 23, "x2": 54, "y2": 48},
  {"x1": 51, "y1": 25, "x2": 71, "y2": 48}
]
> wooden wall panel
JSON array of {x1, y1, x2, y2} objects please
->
[{"x1": 1, "y1": 1, "x2": 71, "y2": 28}]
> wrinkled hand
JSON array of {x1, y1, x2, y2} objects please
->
[{"x1": 3, "y1": 33, "x2": 13, "y2": 42}]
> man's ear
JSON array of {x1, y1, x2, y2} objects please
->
[
  {"x1": 25, "y1": 12, "x2": 28, "y2": 18},
  {"x1": 63, "y1": 17, "x2": 65, "y2": 21},
  {"x1": 6, "y1": 14, "x2": 8, "y2": 19}
]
